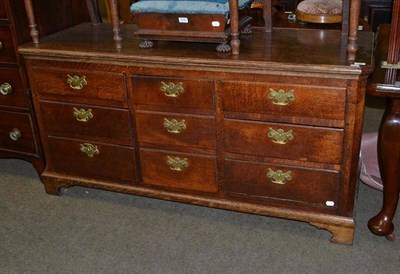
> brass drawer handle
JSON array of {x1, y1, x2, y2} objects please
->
[
  {"x1": 163, "y1": 118, "x2": 186, "y2": 134},
  {"x1": 0, "y1": 82, "x2": 13, "y2": 95},
  {"x1": 268, "y1": 128, "x2": 294, "y2": 145},
  {"x1": 9, "y1": 128, "x2": 21, "y2": 141},
  {"x1": 268, "y1": 88, "x2": 296, "y2": 106},
  {"x1": 67, "y1": 74, "x2": 88, "y2": 90},
  {"x1": 267, "y1": 168, "x2": 292, "y2": 185},
  {"x1": 166, "y1": 156, "x2": 189, "y2": 171},
  {"x1": 0, "y1": 41, "x2": 2, "y2": 50},
  {"x1": 160, "y1": 81, "x2": 184, "y2": 98},
  {"x1": 80, "y1": 143, "x2": 99, "y2": 158},
  {"x1": 73, "y1": 107, "x2": 93, "y2": 122}
]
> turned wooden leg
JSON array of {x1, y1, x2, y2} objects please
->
[
  {"x1": 23, "y1": 0, "x2": 39, "y2": 44},
  {"x1": 347, "y1": 0, "x2": 361, "y2": 61},
  {"x1": 368, "y1": 98, "x2": 400, "y2": 239},
  {"x1": 264, "y1": 0, "x2": 272, "y2": 32},
  {"x1": 86, "y1": 0, "x2": 102, "y2": 24},
  {"x1": 228, "y1": 0, "x2": 240, "y2": 55},
  {"x1": 310, "y1": 222, "x2": 355, "y2": 245},
  {"x1": 107, "y1": 0, "x2": 122, "y2": 49}
]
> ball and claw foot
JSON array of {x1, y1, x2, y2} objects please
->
[
  {"x1": 139, "y1": 40, "x2": 154, "y2": 49},
  {"x1": 241, "y1": 24, "x2": 252, "y2": 35},
  {"x1": 216, "y1": 43, "x2": 231, "y2": 53},
  {"x1": 385, "y1": 233, "x2": 396, "y2": 242}
]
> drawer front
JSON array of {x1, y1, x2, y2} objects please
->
[
  {"x1": 224, "y1": 119, "x2": 343, "y2": 164},
  {"x1": 46, "y1": 137, "x2": 138, "y2": 182},
  {"x1": 132, "y1": 75, "x2": 214, "y2": 109},
  {"x1": 220, "y1": 81, "x2": 346, "y2": 120},
  {"x1": 140, "y1": 148, "x2": 218, "y2": 193},
  {"x1": 31, "y1": 67, "x2": 127, "y2": 102},
  {"x1": 225, "y1": 159, "x2": 339, "y2": 208},
  {"x1": 39, "y1": 101, "x2": 132, "y2": 145},
  {"x1": 0, "y1": 26, "x2": 17, "y2": 63},
  {"x1": 136, "y1": 111, "x2": 216, "y2": 149},
  {"x1": 0, "y1": 111, "x2": 37, "y2": 154},
  {"x1": 0, "y1": 68, "x2": 28, "y2": 108},
  {"x1": 0, "y1": 0, "x2": 6, "y2": 19}
]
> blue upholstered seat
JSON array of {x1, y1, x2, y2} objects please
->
[{"x1": 130, "y1": 0, "x2": 252, "y2": 16}]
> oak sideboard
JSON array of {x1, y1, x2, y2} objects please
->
[{"x1": 19, "y1": 22, "x2": 374, "y2": 244}]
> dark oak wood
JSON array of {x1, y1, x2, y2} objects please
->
[
  {"x1": 30, "y1": 66, "x2": 128, "y2": 103},
  {"x1": 367, "y1": 0, "x2": 400, "y2": 241},
  {"x1": 224, "y1": 119, "x2": 344, "y2": 164},
  {"x1": 0, "y1": 68, "x2": 28, "y2": 109},
  {"x1": 38, "y1": 100, "x2": 133, "y2": 146},
  {"x1": 0, "y1": 110, "x2": 37, "y2": 154},
  {"x1": 46, "y1": 136, "x2": 138, "y2": 183},
  {"x1": 136, "y1": 111, "x2": 216, "y2": 150},
  {"x1": 132, "y1": 75, "x2": 214, "y2": 110},
  {"x1": 225, "y1": 158, "x2": 340, "y2": 209},
  {"x1": 18, "y1": 22, "x2": 374, "y2": 245},
  {"x1": 140, "y1": 148, "x2": 218, "y2": 193},
  {"x1": 220, "y1": 80, "x2": 347, "y2": 120}
]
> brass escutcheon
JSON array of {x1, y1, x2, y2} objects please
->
[
  {"x1": 9, "y1": 128, "x2": 21, "y2": 141},
  {"x1": 0, "y1": 82, "x2": 12, "y2": 95},
  {"x1": 80, "y1": 143, "x2": 99, "y2": 158},
  {"x1": 73, "y1": 107, "x2": 93, "y2": 122},
  {"x1": 268, "y1": 128, "x2": 294, "y2": 145},
  {"x1": 166, "y1": 156, "x2": 189, "y2": 171},
  {"x1": 268, "y1": 88, "x2": 296, "y2": 106},
  {"x1": 160, "y1": 81, "x2": 184, "y2": 97},
  {"x1": 67, "y1": 74, "x2": 88, "y2": 90},
  {"x1": 267, "y1": 168, "x2": 292, "y2": 185},
  {"x1": 163, "y1": 118, "x2": 186, "y2": 134}
]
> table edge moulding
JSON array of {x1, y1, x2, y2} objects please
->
[{"x1": 18, "y1": 1, "x2": 374, "y2": 245}]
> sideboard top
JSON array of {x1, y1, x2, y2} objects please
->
[{"x1": 19, "y1": 23, "x2": 374, "y2": 75}]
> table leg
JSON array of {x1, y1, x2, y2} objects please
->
[
  {"x1": 107, "y1": 0, "x2": 122, "y2": 49},
  {"x1": 23, "y1": 0, "x2": 39, "y2": 44},
  {"x1": 368, "y1": 98, "x2": 400, "y2": 240},
  {"x1": 229, "y1": 0, "x2": 240, "y2": 55},
  {"x1": 347, "y1": 0, "x2": 361, "y2": 61}
]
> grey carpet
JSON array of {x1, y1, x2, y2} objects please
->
[{"x1": 1, "y1": 95, "x2": 399, "y2": 273}]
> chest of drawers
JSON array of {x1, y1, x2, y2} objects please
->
[
  {"x1": 19, "y1": 23, "x2": 374, "y2": 245},
  {"x1": 0, "y1": 0, "x2": 41, "y2": 171},
  {"x1": 0, "y1": 0, "x2": 93, "y2": 172}
]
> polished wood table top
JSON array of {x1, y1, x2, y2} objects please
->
[{"x1": 19, "y1": 23, "x2": 374, "y2": 74}]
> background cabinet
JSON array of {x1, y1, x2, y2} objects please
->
[{"x1": 0, "y1": 0, "x2": 92, "y2": 173}]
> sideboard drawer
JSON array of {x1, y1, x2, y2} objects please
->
[
  {"x1": 39, "y1": 101, "x2": 132, "y2": 145},
  {"x1": 0, "y1": 111, "x2": 37, "y2": 154},
  {"x1": 225, "y1": 159, "x2": 339, "y2": 208},
  {"x1": 0, "y1": 68, "x2": 28, "y2": 108},
  {"x1": 136, "y1": 110, "x2": 216, "y2": 149},
  {"x1": 30, "y1": 67, "x2": 127, "y2": 103},
  {"x1": 224, "y1": 119, "x2": 343, "y2": 164},
  {"x1": 140, "y1": 148, "x2": 218, "y2": 193},
  {"x1": 220, "y1": 81, "x2": 346, "y2": 120},
  {"x1": 132, "y1": 75, "x2": 214, "y2": 109},
  {"x1": 0, "y1": 26, "x2": 16, "y2": 64},
  {"x1": 46, "y1": 137, "x2": 138, "y2": 183}
]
